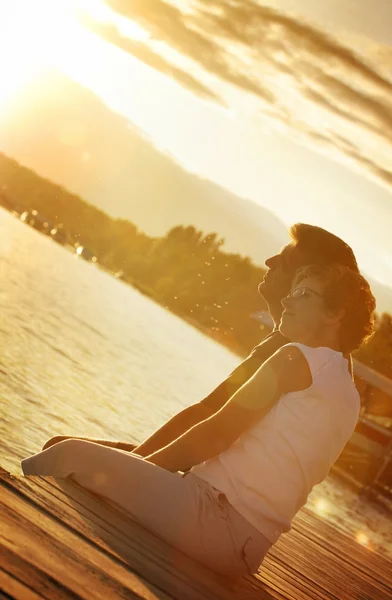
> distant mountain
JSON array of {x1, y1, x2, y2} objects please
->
[
  {"x1": 0, "y1": 69, "x2": 391, "y2": 313},
  {"x1": 0, "y1": 69, "x2": 287, "y2": 264}
]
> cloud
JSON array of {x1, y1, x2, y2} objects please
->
[
  {"x1": 81, "y1": 1, "x2": 277, "y2": 104},
  {"x1": 79, "y1": 16, "x2": 224, "y2": 103},
  {"x1": 81, "y1": 0, "x2": 392, "y2": 191}
]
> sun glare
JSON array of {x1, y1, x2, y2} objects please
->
[
  {"x1": 314, "y1": 498, "x2": 331, "y2": 517},
  {"x1": 0, "y1": 4, "x2": 46, "y2": 105},
  {"x1": 72, "y1": 0, "x2": 150, "y2": 42},
  {"x1": 0, "y1": 2, "x2": 73, "y2": 106},
  {"x1": 355, "y1": 532, "x2": 370, "y2": 547},
  {"x1": 0, "y1": 0, "x2": 149, "y2": 111}
]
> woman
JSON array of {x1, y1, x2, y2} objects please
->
[{"x1": 21, "y1": 264, "x2": 376, "y2": 578}]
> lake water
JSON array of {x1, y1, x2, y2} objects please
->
[{"x1": 1, "y1": 209, "x2": 390, "y2": 559}]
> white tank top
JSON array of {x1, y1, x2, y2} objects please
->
[{"x1": 190, "y1": 343, "x2": 360, "y2": 543}]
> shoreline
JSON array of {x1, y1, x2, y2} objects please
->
[
  {"x1": 120, "y1": 274, "x2": 251, "y2": 359},
  {"x1": 5, "y1": 211, "x2": 392, "y2": 509}
]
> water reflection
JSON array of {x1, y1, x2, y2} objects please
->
[{"x1": 1, "y1": 212, "x2": 391, "y2": 559}]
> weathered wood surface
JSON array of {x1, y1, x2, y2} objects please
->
[{"x1": 1, "y1": 467, "x2": 391, "y2": 600}]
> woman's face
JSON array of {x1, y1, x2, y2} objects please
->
[{"x1": 279, "y1": 275, "x2": 335, "y2": 345}]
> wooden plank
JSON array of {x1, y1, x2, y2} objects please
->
[
  {"x1": 257, "y1": 508, "x2": 392, "y2": 600},
  {"x1": 4, "y1": 469, "x2": 390, "y2": 600},
  {"x1": 291, "y1": 510, "x2": 392, "y2": 587},
  {"x1": 0, "y1": 547, "x2": 75, "y2": 600},
  {"x1": 2, "y1": 468, "x2": 391, "y2": 600},
  {"x1": 2, "y1": 471, "x2": 293, "y2": 600},
  {"x1": 0, "y1": 568, "x2": 46, "y2": 600},
  {"x1": 1, "y1": 471, "x2": 319, "y2": 600},
  {"x1": 1, "y1": 490, "x2": 161, "y2": 600},
  {"x1": 11, "y1": 479, "x2": 388, "y2": 600},
  {"x1": 267, "y1": 534, "x2": 389, "y2": 599},
  {"x1": 253, "y1": 557, "x2": 326, "y2": 600},
  {"x1": 0, "y1": 470, "x2": 235, "y2": 600}
]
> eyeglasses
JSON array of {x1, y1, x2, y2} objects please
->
[{"x1": 286, "y1": 286, "x2": 324, "y2": 300}]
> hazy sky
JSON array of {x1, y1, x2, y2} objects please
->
[
  {"x1": 1, "y1": 0, "x2": 392, "y2": 310},
  {"x1": 263, "y1": 0, "x2": 392, "y2": 44}
]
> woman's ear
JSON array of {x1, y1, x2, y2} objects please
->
[{"x1": 325, "y1": 306, "x2": 345, "y2": 325}]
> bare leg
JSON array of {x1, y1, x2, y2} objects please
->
[{"x1": 42, "y1": 435, "x2": 136, "y2": 453}]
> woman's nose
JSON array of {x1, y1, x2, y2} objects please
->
[{"x1": 281, "y1": 294, "x2": 291, "y2": 309}]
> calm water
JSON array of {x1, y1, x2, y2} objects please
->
[
  {"x1": 0, "y1": 210, "x2": 239, "y2": 468},
  {"x1": 0, "y1": 209, "x2": 390, "y2": 558}
]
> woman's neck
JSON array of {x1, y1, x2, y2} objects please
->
[{"x1": 300, "y1": 334, "x2": 341, "y2": 352}]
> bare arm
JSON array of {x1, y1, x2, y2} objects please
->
[
  {"x1": 41, "y1": 334, "x2": 288, "y2": 455},
  {"x1": 145, "y1": 346, "x2": 311, "y2": 472},
  {"x1": 132, "y1": 402, "x2": 215, "y2": 456},
  {"x1": 42, "y1": 409, "x2": 216, "y2": 456},
  {"x1": 134, "y1": 333, "x2": 287, "y2": 456}
]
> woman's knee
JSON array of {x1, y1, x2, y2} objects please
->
[{"x1": 23, "y1": 438, "x2": 83, "y2": 477}]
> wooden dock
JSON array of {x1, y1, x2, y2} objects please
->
[{"x1": 1, "y1": 466, "x2": 391, "y2": 600}]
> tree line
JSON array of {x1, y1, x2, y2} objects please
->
[{"x1": 1, "y1": 151, "x2": 391, "y2": 375}]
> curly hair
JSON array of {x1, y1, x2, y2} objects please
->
[{"x1": 292, "y1": 264, "x2": 376, "y2": 354}]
